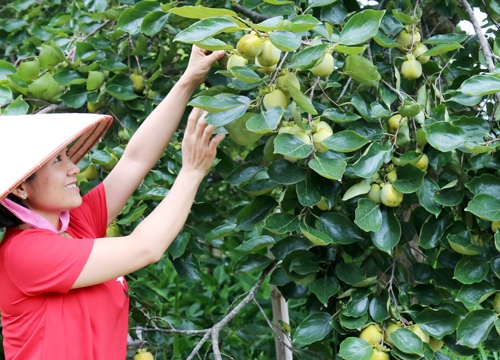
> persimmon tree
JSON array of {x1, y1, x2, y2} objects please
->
[{"x1": 1, "y1": 0, "x2": 500, "y2": 359}]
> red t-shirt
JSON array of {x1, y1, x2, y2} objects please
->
[{"x1": 0, "y1": 184, "x2": 129, "y2": 359}]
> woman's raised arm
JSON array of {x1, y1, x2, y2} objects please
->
[
  {"x1": 73, "y1": 109, "x2": 225, "y2": 288},
  {"x1": 102, "y1": 46, "x2": 225, "y2": 225}
]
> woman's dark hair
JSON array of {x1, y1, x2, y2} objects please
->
[{"x1": 0, "y1": 173, "x2": 36, "y2": 228}]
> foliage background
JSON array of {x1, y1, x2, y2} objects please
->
[{"x1": 1, "y1": 0, "x2": 500, "y2": 359}]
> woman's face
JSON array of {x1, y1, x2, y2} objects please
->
[{"x1": 21, "y1": 148, "x2": 82, "y2": 220}]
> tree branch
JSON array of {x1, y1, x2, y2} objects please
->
[
  {"x1": 231, "y1": 2, "x2": 270, "y2": 23},
  {"x1": 460, "y1": 0, "x2": 496, "y2": 72},
  {"x1": 210, "y1": 262, "x2": 279, "y2": 360},
  {"x1": 130, "y1": 261, "x2": 279, "y2": 359}
]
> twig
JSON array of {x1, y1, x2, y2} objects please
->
[{"x1": 211, "y1": 262, "x2": 279, "y2": 360}]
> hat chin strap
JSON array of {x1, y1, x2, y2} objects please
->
[{"x1": 0, "y1": 198, "x2": 69, "y2": 234}]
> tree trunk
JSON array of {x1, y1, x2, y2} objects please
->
[{"x1": 270, "y1": 285, "x2": 293, "y2": 360}]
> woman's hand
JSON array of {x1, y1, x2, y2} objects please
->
[
  {"x1": 181, "y1": 46, "x2": 226, "y2": 88},
  {"x1": 181, "y1": 108, "x2": 225, "y2": 176}
]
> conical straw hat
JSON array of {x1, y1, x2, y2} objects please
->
[{"x1": 0, "y1": 113, "x2": 113, "y2": 201}]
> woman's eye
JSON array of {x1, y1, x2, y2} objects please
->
[{"x1": 54, "y1": 155, "x2": 62, "y2": 163}]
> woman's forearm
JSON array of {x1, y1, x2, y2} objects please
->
[
  {"x1": 131, "y1": 167, "x2": 205, "y2": 261},
  {"x1": 121, "y1": 77, "x2": 197, "y2": 170}
]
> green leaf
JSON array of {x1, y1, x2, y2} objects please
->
[
  {"x1": 294, "y1": 312, "x2": 333, "y2": 345},
  {"x1": 0, "y1": 85, "x2": 13, "y2": 106},
  {"x1": 355, "y1": 198, "x2": 382, "y2": 232},
  {"x1": 188, "y1": 95, "x2": 248, "y2": 112},
  {"x1": 16, "y1": 60, "x2": 39, "y2": 81},
  {"x1": 286, "y1": 14, "x2": 322, "y2": 32},
  {"x1": 273, "y1": 133, "x2": 313, "y2": 160},
  {"x1": 369, "y1": 291, "x2": 390, "y2": 323},
  {"x1": 38, "y1": 44, "x2": 67, "y2": 70},
  {"x1": 236, "y1": 195, "x2": 277, "y2": 230},
  {"x1": 86, "y1": 70, "x2": 104, "y2": 90},
  {"x1": 457, "y1": 282, "x2": 497, "y2": 309},
  {"x1": 174, "y1": 17, "x2": 240, "y2": 44},
  {"x1": 339, "y1": 337, "x2": 373, "y2": 360},
  {"x1": 229, "y1": 66, "x2": 263, "y2": 84},
  {"x1": 268, "y1": 31, "x2": 302, "y2": 51},
  {"x1": 458, "y1": 74, "x2": 500, "y2": 96},
  {"x1": 321, "y1": 130, "x2": 369, "y2": 152},
  {"x1": 168, "y1": 232, "x2": 190, "y2": 259},
  {"x1": 116, "y1": 1, "x2": 161, "y2": 34},
  {"x1": 318, "y1": 212, "x2": 365, "y2": 245},
  {"x1": 370, "y1": 208, "x2": 400, "y2": 254},
  {"x1": 339, "y1": 313, "x2": 369, "y2": 330},
  {"x1": 224, "y1": 164, "x2": 261, "y2": 186},
  {"x1": 142, "y1": 11, "x2": 170, "y2": 36},
  {"x1": 296, "y1": 177, "x2": 322, "y2": 207},
  {"x1": 342, "y1": 178, "x2": 371, "y2": 201},
  {"x1": 391, "y1": 328, "x2": 424, "y2": 355},
  {"x1": 117, "y1": 204, "x2": 147, "y2": 224},
  {"x1": 323, "y1": 109, "x2": 361, "y2": 124},
  {"x1": 97, "y1": 60, "x2": 128, "y2": 72},
  {"x1": 339, "y1": 10, "x2": 385, "y2": 46},
  {"x1": 419, "y1": 213, "x2": 451, "y2": 249},
  {"x1": 416, "y1": 178, "x2": 442, "y2": 217},
  {"x1": 336, "y1": 263, "x2": 375, "y2": 287},
  {"x1": 27, "y1": 73, "x2": 63, "y2": 101},
  {"x1": 426, "y1": 121, "x2": 466, "y2": 152},
  {"x1": 287, "y1": 250, "x2": 320, "y2": 275},
  {"x1": 421, "y1": 42, "x2": 463, "y2": 56},
  {"x1": 268, "y1": 159, "x2": 307, "y2": 185},
  {"x1": 289, "y1": 44, "x2": 329, "y2": 69},
  {"x1": 333, "y1": 44, "x2": 367, "y2": 55},
  {"x1": 205, "y1": 223, "x2": 237, "y2": 241},
  {"x1": 310, "y1": 276, "x2": 340, "y2": 307},
  {"x1": 246, "y1": 107, "x2": 284, "y2": 133},
  {"x1": 240, "y1": 178, "x2": 279, "y2": 196},
  {"x1": 236, "y1": 235, "x2": 275, "y2": 252},
  {"x1": 172, "y1": 253, "x2": 202, "y2": 281},
  {"x1": 194, "y1": 37, "x2": 233, "y2": 51},
  {"x1": 264, "y1": 213, "x2": 299, "y2": 234},
  {"x1": 233, "y1": 254, "x2": 272, "y2": 273},
  {"x1": 456, "y1": 310, "x2": 496, "y2": 348},
  {"x1": 287, "y1": 82, "x2": 317, "y2": 115},
  {"x1": 3, "y1": 96, "x2": 29, "y2": 115},
  {"x1": 308, "y1": 157, "x2": 347, "y2": 180},
  {"x1": 299, "y1": 223, "x2": 333, "y2": 246},
  {"x1": 415, "y1": 308, "x2": 461, "y2": 339},
  {"x1": 205, "y1": 100, "x2": 250, "y2": 126},
  {"x1": 60, "y1": 85, "x2": 88, "y2": 108},
  {"x1": 391, "y1": 164, "x2": 425, "y2": 194},
  {"x1": 351, "y1": 142, "x2": 390, "y2": 178},
  {"x1": 454, "y1": 256, "x2": 490, "y2": 284},
  {"x1": 167, "y1": 5, "x2": 238, "y2": 19},
  {"x1": 343, "y1": 296, "x2": 370, "y2": 317},
  {"x1": 465, "y1": 194, "x2": 500, "y2": 221},
  {"x1": 106, "y1": 84, "x2": 139, "y2": 101},
  {"x1": 0, "y1": 59, "x2": 16, "y2": 81},
  {"x1": 345, "y1": 55, "x2": 381, "y2": 87},
  {"x1": 392, "y1": 9, "x2": 419, "y2": 25},
  {"x1": 426, "y1": 33, "x2": 469, "y2": 44}
]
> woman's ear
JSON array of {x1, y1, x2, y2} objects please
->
[{"x1": 10, "y1": 184, "x2": 28, "y2": 200}]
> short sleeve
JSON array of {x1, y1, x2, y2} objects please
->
[
  {"x1": 5, "y1": 229, "x2": 94, "y2": 295},
  {"x1": 69, "y1": 183, "x2": 108, "y2": 238}
]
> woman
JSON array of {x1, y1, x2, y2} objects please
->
[{"x1": 0, "y1": 46, "x2": 225, "y2": 359}]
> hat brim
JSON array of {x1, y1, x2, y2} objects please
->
[{"x1": 0, "y1": 113, "x2": 113, "y2": 201}]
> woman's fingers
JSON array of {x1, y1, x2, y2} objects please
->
[{"x1": 185, "y1": 107, "x2": 202, "y2": 135}]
